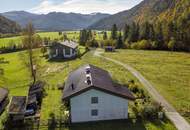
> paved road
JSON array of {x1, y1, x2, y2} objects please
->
[{"x1": 94, "y1": 49, "x2": 190, "y2": 130}]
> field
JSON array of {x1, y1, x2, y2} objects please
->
[
  {"x1": 0, "y1": 32, "x2": 76, "y2": 47},
  {"x1": 0, "y1": 48, "x2": 176, "y2": 130},
  {"x1": 103, "y1": 49, "x2": 190, "y2": 123},
  {"x1": 0, "y1": 31, "x2": 109, "y2": 48}
]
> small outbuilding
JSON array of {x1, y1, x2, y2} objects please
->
[
  {"x1": 62, "y1": 64, "x2": 135, "y2": 123},
  {"x1": 49, "y1": 40, "x2": 78, "y2": 59},
  {"x1": 25, "y1": 95, "x2": 37, "y2": 116},
  {"x1": 0, "y1": 88, "x2": 9, "y2": 114},
  {"x1": 8, "y1": 96, "x2": 27, "y2": 121},
  {"x1": 104, "y1": 46, "x2": 115, "y2": 52},
  {"x1": 28, "y1": 81, "x2": 45, "y2": 103}
]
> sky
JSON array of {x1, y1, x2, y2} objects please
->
[{"x1": 1, "y1": 0, "x2": 143, "y2": 14}]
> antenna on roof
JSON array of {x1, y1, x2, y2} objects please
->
[
  {"x1": 71, "y1": 84, "x2": 74, "y2": 90},
  {"x1": 87, "y1": 79, "x2": 92, "y2": 85},
  {"x1": 85, "y1": 66, "x2": 90, "y2": 74}
]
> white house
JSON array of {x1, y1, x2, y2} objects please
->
[
  {"x1": 49, "y1": 41, "x2": 78, "y2": 59},
  {"x1": 62, "y1": 64, "x2": 135, "y2": 123}
]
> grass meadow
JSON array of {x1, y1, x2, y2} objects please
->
[
  {"x1": 0, "y1": 31, "x2": 110, "y2": 48},
  {"x1": 0, "y1": 48, "x2": 176, "y2": 130},
  {"x1": 103, "y1": 49, "x2": 190, "y2": 123},
  {"x1": 0, "y1": 31, "x2": 77, "y2": 47}
]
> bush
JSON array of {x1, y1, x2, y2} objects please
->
[
  {"x1": 131, "y1": 40, "x2": 152, "y2": 50},
  {"x1": 124, "y1": 40, "x2": 131, "y2": 49},
  {"x1": 86, "y1": 39, "x2": 99, "y2": 47},
  {"x1": 102, "y1": 39, "x2": 116, "y2": 47},
  {"x1": 168, "y1": 37, "x2": 177, "y2": 51}
]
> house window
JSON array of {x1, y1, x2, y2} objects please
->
[
  {"x1": 72, "y1": 49, "x2": 75, "y2": 54},
  {"x1": 91, "y1": 97, "x2": 98, "y2": 104},
  {"x1": 65, "y1": 48, "x2": 70, "y2": 55},
  {"x1": 91, "y1": 109, "x2": 98, "y2": 116}
]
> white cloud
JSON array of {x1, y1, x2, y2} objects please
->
[{"x1": 30, "y1": 0, "x2": 142, "y2": 14}]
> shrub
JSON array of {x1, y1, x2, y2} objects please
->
[
  {"x1": 131, "y1": 40, "x2": 152, "y2": 50},
  {"x1": 124, "y1": 40, "x2": 131, "y2": 49},
  {"x1": 139, "y1": 40, "x2": 152, "y2": 49},
  {"x1": 168, "y1": 37, "x2": 177, "y2": 51},
  {"x1": 102, "y1": 39, "x2": 116, "y2": 47}
]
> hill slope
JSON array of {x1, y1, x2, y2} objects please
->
[
  {"x1": 0, "y1": 15, "x2": 21, "y2": 34},
  {"x1": 89, "y1": 0, "x2": 177, "y2": 29},
  {"x1": 2, "y1": 11, "x2": 110, "y2": 31}
]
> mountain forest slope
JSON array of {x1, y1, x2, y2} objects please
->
[
  {"x1": 0, "y1": 15, "x2": 21, "y2": 34},
  {"x1": 89, "y1": 0, "x2": 189, "y2": 30}
]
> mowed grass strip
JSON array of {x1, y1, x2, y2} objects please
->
[{"x1": 103, "y1": 49, "x2": 190, "y2": 122}]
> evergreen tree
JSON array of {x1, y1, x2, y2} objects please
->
[
  {"x1": 149, "y1": 24, "x2": 155, "y2": 41},
  {"x1": 140, "y1": 21, "x2": 150, "y2": 40},
  {"x1": 79, "y1": 29, "x2": 87, "y2": 46},
  {"x1": 116, "y1": 32, "x2": 123, "y2": 49},
  {"x1": 111, "y1": 24, "x2": 118, "y2": 40},
  {"x1": 155, "y1": 22, "x2": 164, "y2": 49},
  {"x1": 103, "y1": 31, "x2": 108, "y2": 40},
  {"x1": 123, "y1": 24, "x2": 130, "y2": 41},
  {"x1": 128, "y1": 22, "x2": 139, "y2": 42}
]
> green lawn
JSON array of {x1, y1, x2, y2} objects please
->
[
  {"x1": 0, "y1": 31, "x2": 111, "y2": 48},
  {"x1": 0, "y1": 49, "x2": 176, "y2": 130},
  {"x1": 103, "y1": 49, "x2": 190, "y2": 123},
  {"x1": 0, "y1": 31, "x2": 78, "y2": 47}
]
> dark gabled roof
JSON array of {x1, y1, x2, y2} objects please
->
[
  {"x1": 27, "y1": 95, "x2": 37, "y2": 105},
  {"x1": 0, "y1": 87, "x2": 8, "y2": 103},
  {"x1": 63, "y1": 64, "x2": 135, "y2": 101},
  {"x1": 60, "y1": 41, "x2": 78, "y2": 49},
  {"x1": 8, "y1": 96, "x2": 27, "y2": 114},
  {"x1": 51, "y1": 41, "x2": 78, "y2": 49},
  {"x1": 29, "y1": 81, "x2": 45, "y2": 96}
]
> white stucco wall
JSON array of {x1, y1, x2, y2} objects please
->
[
  {"x1": 70, "y1": 89, "x2": 128, "y2": 123},
  {"x1": 63, "y1": 48, "x2": 76, "y2": 58}
]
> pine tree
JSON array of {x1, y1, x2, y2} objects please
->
[
  {"x1": 111, "y1": 24, "x2": 118, "y2": 40},
  {"x1": 140, "y1": 21, "x2": 150, "y2": 40},
  {"x1": 116, "y1": 32, "x2": 123, "y2": 49},
  {"x1": 123, "y1": 24, "x2": 130, "y2": 41},
  {"x1": 155, "y1": 22, "x2": 164, "y2": 49},
  {"x1": 128, "y1": 22, "x2": 139, "y2": 42},
  {"x1": 103, "y1": 31, "x2": 108, "y2": 40}
]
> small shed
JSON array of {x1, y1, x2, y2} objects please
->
[
  {"x1": 0, "y1": 88, "x2": 9, "y2": 113},
  {"x1": 49, "y1": 40, "x2": 78, "y2": 59},
  {"x1": 28, "y1": 81, "x2": 45, "y2": 103},
  {"x1": 104, "y1": 46, "x2": 115, "y2": 52},
  {"x1": 8, "y1": 96, "x2": 27, "y2": 121},
  {"x1": 25, "y1": 95, "x2": 37, "y2": 116}
]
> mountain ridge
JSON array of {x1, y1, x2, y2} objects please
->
[
  {"x1": 1, "y1": 11, "x2": 110, "y2": 31},
  {"x1": 89, "y1": 0, "x2": 178, "y2": 30},
  {"x1": 0, "y1": 15, "x2": 21, "y2": 34}
]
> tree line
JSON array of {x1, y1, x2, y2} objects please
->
[{"x1": 79, "y1": 9, "x2": 190, "y2": 52}]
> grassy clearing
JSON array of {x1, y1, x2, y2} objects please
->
[
  {"x1": 0, "y1": 49, "x2": 176, "y2": 130},
  {"x1": 103, "y1": 49, "x2": 190, "y2": 122},
  {"x1": 0, "y1": 31, "x2": 76, "y2": 47},
  {"x1": 0, "y1": 31, "x2": 111, "y2": 48}
]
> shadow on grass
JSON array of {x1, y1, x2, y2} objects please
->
[{"x1": 68, "y1": 119, "x2": 146, "y2": 130}]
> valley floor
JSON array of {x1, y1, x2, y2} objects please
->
[{"x1": 0, "y1": 49, "x2": 178, "y2": 130}]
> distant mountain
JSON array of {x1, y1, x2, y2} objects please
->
[
  {"x1": 0, "y1": 15, "x2": 21, "y2": 34},
  {"x1": 2, "y1": 11, "x2": 110, "y2": 31},
  {"x1": 89, "y1": 0, "x2": 177, "y2": 30}
]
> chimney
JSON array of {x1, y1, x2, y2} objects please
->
[
  {"x1": 87, "y1": 79, "x2": 91, "y2": 85},
  {"x1": 71, "y1": 84, "x2": 74, "y2": 90}
]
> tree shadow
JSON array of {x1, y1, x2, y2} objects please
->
[{"x1": 68, "y1": 119, "x2": 146, "y2": 130}]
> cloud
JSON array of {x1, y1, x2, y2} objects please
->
[{"x1": 30, "y1": 0, "x2": 142, "y2": 14}]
